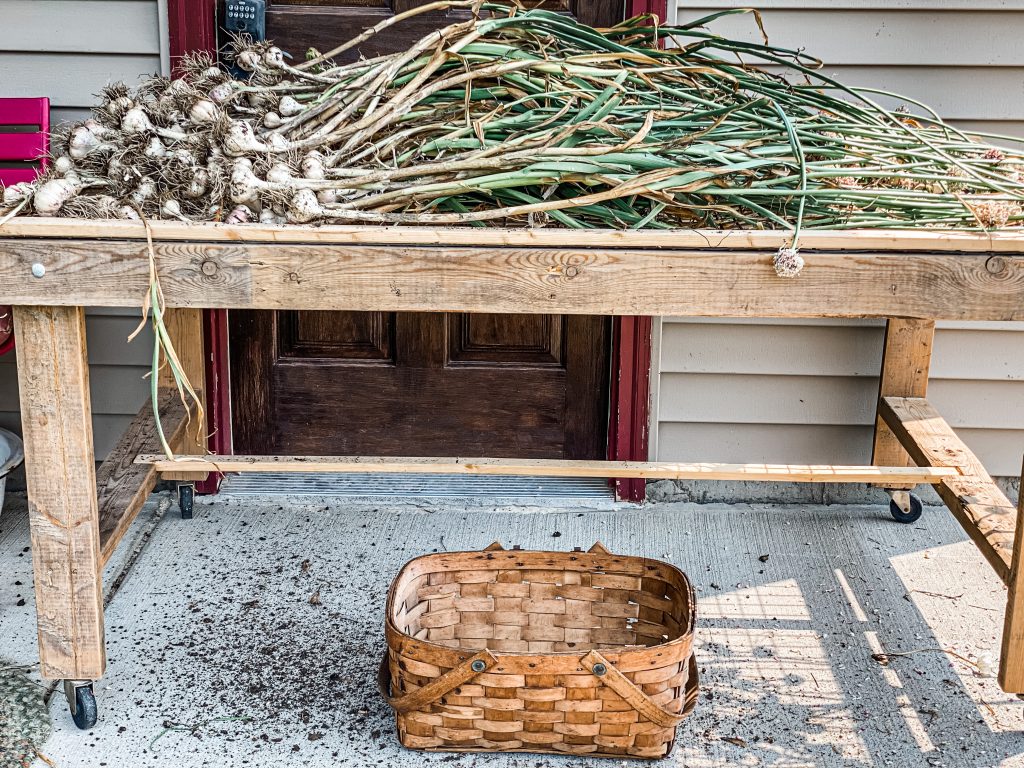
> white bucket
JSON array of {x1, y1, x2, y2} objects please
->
[{"x1": 0, "y1": 427, "x2": 24, "y2": 519}]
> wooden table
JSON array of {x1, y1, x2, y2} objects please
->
[{"x1": 1, "y1": 218, "x2": 1022, "y2": 726}]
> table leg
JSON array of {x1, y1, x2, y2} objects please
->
[
  {"x1": 1000, "y1": 457, "x2": 1024, "y2": 692},
  {"x1": 158, "y1": 308, "x2": 208, "y2": 486},
  {"x1": 872, "y1": 319, "x2": 935, "y2": 472},
  {"x1": 14, "y1": 305, "x2": 105, "y2": 681}
]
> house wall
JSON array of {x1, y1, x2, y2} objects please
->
[
  {"x1": 654, "y1": 1, "x2": 1024, "y2": 481},
  {"x1": 1, "y1": 0, "x2": 169, "y2": 465}
]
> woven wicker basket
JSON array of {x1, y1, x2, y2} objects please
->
[{"x1": 379, "y1": 542, "x2": 698, "y2": 759}]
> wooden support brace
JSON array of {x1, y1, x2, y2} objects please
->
[
  {"x1": 879, "y1": 397, "x2": 1016, "y2": 581},
  {"x1": 14, "y1": 305, "x2": 105, "y2": 681},
  {"x1": 138, "y1": 455, "x2": 957, "y2": 485},
  {"x1": 97, "y1": 389, "x2": 190, "y2": 566},
  {"x1": 872, "y1": 319, "x2": 935, "y2": 485},
  {"x1": 1000, "y1": 456, "x2": 1024, "y2": 692}
]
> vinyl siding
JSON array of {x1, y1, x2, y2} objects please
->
[
  {"x1": 655, "y1": 2, "x2": 1024, "y2": 478},
  {"x1": 1, "y1": 1, "x2": 168, "y2": 464}
]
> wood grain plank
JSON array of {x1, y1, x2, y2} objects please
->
[
  {"x1": 138, "y1": 454, "x2": 957, "y2": 484},
  {"x1": 1000, "y1": 456, "x2": 1024, "y2": 692},
  {"x1": 871, "y1": 319, "x2": 935, "y2": 482},
  {"x1": 4, "y1": 219, "x2": 1024, "y2": 252},
  {"x1": 13, "y1": 305, "x2": 104, "y2": 680},
  {"x1": 879, "y1": 396, "x2": 1016, "y2": 581},
  {"x1": 158, "y1": 308, "x2": 208, "y2": 481},
  {"x1": 97, "y1": 390, "x2": 190, "y2": 566},
  {"x1": 0, "y1": 239, "x2": 1023, "y2": 319}
]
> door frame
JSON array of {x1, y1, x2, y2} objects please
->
[{"x1": 167, "y1": 0, "x2": 665, "y2": 501}]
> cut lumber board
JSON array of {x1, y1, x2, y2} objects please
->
[
  {"x1": 4, "y1": 218, "x2": 1024, "y2": 253},
  {"x1": 14, "y1": 305, "x2": 105, "y2": 680},
  {"x1": 97, "y1": 389, "x2": 191, "y2": 566},
  {"x1": 157, "y1": 307, "x2": 208, "y2": 481},
  {"x1": 872, "y1": 319, "x2": 935, "y2": 483},
  {"x1": 0, "y1": 239, "x2": 1023, "y2": 319},
  {"x1": 138, "y1": 455, "x2": 957, "y2": 484},
  {"x1": 1001, "y1": 456, "x2": 1024, "y2": 692},
  {"x1": 879, "y1": 396, "x2": 1017, "y2": 581}
]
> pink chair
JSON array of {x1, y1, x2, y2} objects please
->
[{"x1": 0, "y1": 97, "x2": 50, "y2": 356}]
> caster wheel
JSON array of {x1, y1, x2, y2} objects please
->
[
  {"x1": 64, "y1": 681, "x2": 97, "y2": 730},
  {"x1": 889, "y1": 493, "x2": 923, "y2": 524},
  {"x1": 178, "y1": 483, "x2": 195, "y2": 520}
]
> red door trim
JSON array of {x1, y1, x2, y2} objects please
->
[
  {"x1": 607, "y1": 317, "x2": 653, "y2": 503},
  {"x1": 166, "y1": 0, "x2": 659, "y2": 499}
]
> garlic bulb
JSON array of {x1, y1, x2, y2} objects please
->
[
  {"x1": 225, "y1": 204, "x2": 254, "y2": 224},
  {"x1": 278, "y1": 96, "x2": 304, "y2": 117},
  {"x1": 230, "y1": 161, "x2": 261, "y2": 204},
  {"x1": 266, "y1": 133, "x2": 290, "y2": 152},
  {"x1": 235, "y1": 50, "x2": 262, "y2": 73},
  {"x1": 301, "y1": 151, "x2": 325, "y2": 180},
  {"x1": 2, "y1": 182, "x2": 34, "y2": 206},
  {"x1": 83, "y1": 119, "x2": 111, "y2": 138},
  {"x1": 33, "y1": 178, "x2": 79, "y2": 215},
  {"x1": 287, "y1": 189, "x2": 321, "y2": 224},
  {"x1": 317, "y1": 190, "x2": 338, "y2": 205},
  {"x1": 209, "y1": 83, "x2": 234, "y2": 104},
  {"x1": 263, "y1": 47, "x2": 286, "y2": 69},
  {"x1": 263, "y1": 112, "x2": 283, "y2": 129},
  {"x1": 190, "y1": 99, "x2": 221, "y2": 124},
  {"x1": 773, "y1": 247, "x2": 804, "y2": 278},
  {"x1": 130, "y1": 178, "x2": 156, "y2": 206},
  {"x1": 161, "y1": 198, "x2": 186, "y2": 219},
  {"x1": 184, "y1": 168, "x2": 210, "y2": 199},
  {"x1": 223, "y1": 121, "x2": 269, "y2": 155},
  {"x1": 144, "y1": 137, "x2": 167, "y2": 159},
  {"x1": 106, "y1": 96, "x2": 134, "y2": 118},
  {"x1": 121, "y1": 106, "x2": 154, "y2": 134},
  {"x1": 53, "y1": 156, "x2": 75, "y2": 174},
  {"x1": 69, "y1": 126, "x2": 101, "y2": 159},
  {"x1": 266, "y1": 163, "x2": 295, "y2": 184}
]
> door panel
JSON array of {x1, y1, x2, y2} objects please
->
[
  {"x1": 279, "y1": 311, "x2": 395, "y2": 361},
  {"x1": 265, "y1": 0, "x2": 622, "y2": 62},
  {"x1": 447, "y1": 314, "x2": 563, "y2": 367},
  {"x1": 228, "y1": 0, "x2": 621, "y2": 459}
]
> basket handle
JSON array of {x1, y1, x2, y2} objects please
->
[
  {"x1": 378, "y1": 649, "x2": 497, "y2": 714},
  {"x1": 581, "y1": 650, "x2": 699, "y2": 728}
]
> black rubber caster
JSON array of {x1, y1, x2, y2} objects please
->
[
  {"x1": 178, "y1": 482, "x2": 195, "y2": 520},
  {"x1": 889, "y1": 493, "x2": 923, "y2": 524},
  {"x1": 64, "y1": 681, "x2": 98, "y2": 730}
]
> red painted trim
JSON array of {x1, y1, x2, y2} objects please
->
[
  {"x1": 167, "y1": 0, "x2": 218, "y2": 75},
  {"x1": 196, "y1": 309, "x2": 231, "y2": 494},
  {"x1": 628, "y1": 0, "x2": 668, "y2": 22},
  {"x1": 608, "y1": 317, "x2": 653, "y2": 503}
]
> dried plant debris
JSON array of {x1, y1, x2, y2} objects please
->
[
  {"x1": 0, "y1": 661, "x2": 51, "y2": 768},
  {"x1": 2, "y1": 0, "x2": 1024, "y2": 255}
]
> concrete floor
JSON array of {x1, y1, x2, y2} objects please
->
[{"x1": 2, "y1": 491, "x2": 1024, "y2": 767}]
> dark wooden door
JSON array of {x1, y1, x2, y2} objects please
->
[{"x1": 228, "y1": 2, "x2": 621, "y2": 458}]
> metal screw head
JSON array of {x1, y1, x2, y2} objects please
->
[
  {"x1": 31, "y1": 263, "x2": 45, "y2": 278},
  {"x1": 470, "y1": 660, "x2": 486, "y2": 673},
  {"x1": 592, "y1": 662, "x2": 607, "y2": 676}
]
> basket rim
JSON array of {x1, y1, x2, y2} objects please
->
[{"x1": 385, "y1": 547, "x2": 697, "y2": 666}]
